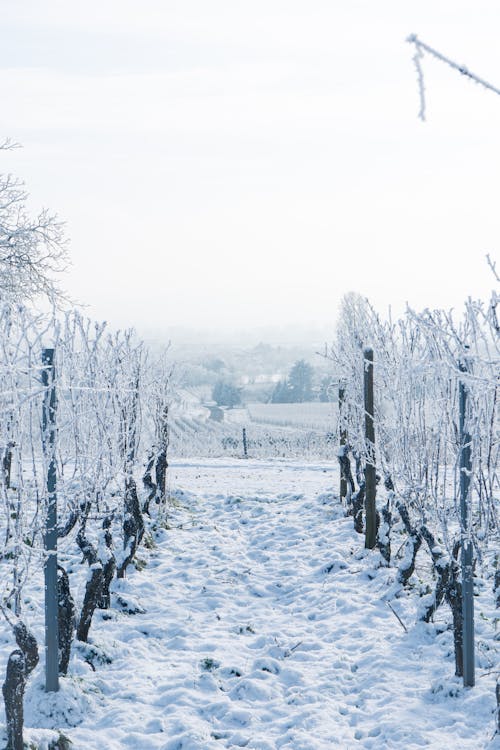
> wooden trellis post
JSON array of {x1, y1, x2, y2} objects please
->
[
  {"x1": 364, "y1": 348, "x2": 377, "y2": 549},
  {"x1": 459, "y1": 361, "x2": 475, "y2": 687},
  {"x1": 42, "y1": 348, "x2": 59, "y2": 693},
  {"x1": 339, "y1": 380, "x2": 347, "y2": 501}
]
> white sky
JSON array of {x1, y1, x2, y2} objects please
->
[{"x1": 1, "y1": 0, "x2": 500, "y2": 338}]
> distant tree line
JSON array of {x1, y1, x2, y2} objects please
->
[{"x1": 211, "y1": 361, "x2": 333, "y2": 407}]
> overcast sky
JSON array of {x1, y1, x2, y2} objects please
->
[{"x1": 1, "y1": 1, "x2": 500, "y2": 339}]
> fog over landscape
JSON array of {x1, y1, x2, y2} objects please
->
[{"x1": 2, "y1": 0, "x2": 500, "y2": 338}]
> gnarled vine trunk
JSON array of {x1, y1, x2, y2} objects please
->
[
  {"x1": 2, "y1": 620, "x2": 38, "y2": 750},
  {"x1": 117, "y1": 477, "x2": 144, "y2": 579}
]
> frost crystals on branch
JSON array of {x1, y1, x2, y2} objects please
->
[
  {"x1": 409, "y1": 36, "x2": 426, "y2": 121},
  {"x1": 407, "y1": 34, "x2": 500, "y2": 120}
]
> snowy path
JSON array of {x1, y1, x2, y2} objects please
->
[{"x1": 30, "y1": 459, "x2": 499, "y2": 750}]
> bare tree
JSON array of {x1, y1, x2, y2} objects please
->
[{"x1": 0, "y1": 139, "x2": 68, "y2": 305}]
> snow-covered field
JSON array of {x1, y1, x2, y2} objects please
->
[
  {"x1": 168, "y1": 391, "x2": 339, "y2": 461},
  {"x1": 244, "y1": 403, "x2": 336, "y2": 432},
  {"x1": 14, "y1": 458, "x2": 498, "y2": 750}
]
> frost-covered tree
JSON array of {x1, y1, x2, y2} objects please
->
[
  {"x1": 271, "y1": 360, "x2": 314, "y2": 403},
  {"x1": 212, "y1": 380, "x2": 241, "y2": 408},
  {"x1": 287, "y1": 360, "x2": 314, "y2": 402},
  {"x1": 0, "y1": 140, "x2": 68, "y2": 304},
  {"x1": 270, "y1": 379, "x2": 291, "y2": 403}
]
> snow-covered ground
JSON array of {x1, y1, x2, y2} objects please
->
[
  {"x1": 18, "y1": 458, "x2": 500, "y2": 749},
  {"x1": 242, "y1": 403, "x2": 336, "y2": 431}
]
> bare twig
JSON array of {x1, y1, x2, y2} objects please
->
[
  {"x1": 386, "y1": 600, "x2": 408, "y2": 633},
  {"x1": 487, "y1": 254, "x2": 500, "y2": 283},
  {"x1": 407, "y1": 35, "x2": 500, "y2": 120}
]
